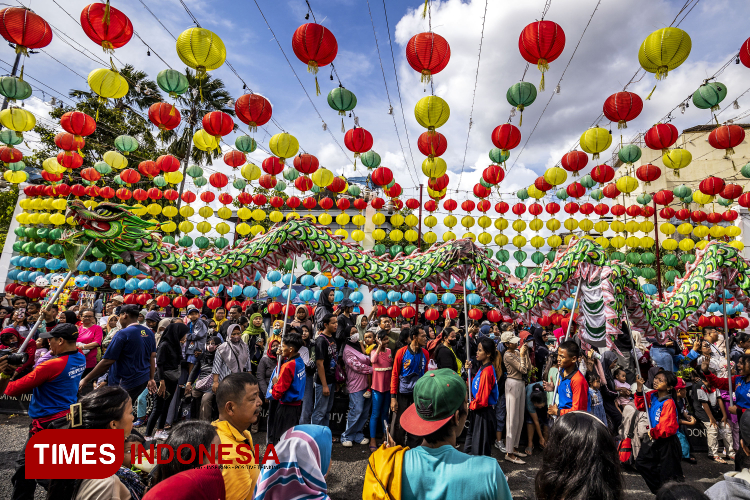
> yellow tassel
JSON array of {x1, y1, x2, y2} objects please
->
[
  {"x1": 618, "y1": 120, "x2": 627, "y2": 129},
  {"x1": 519, "y1": 112, "x2": 523, "y2": 127},
  {"x1": 354, "y1": 158, "x2": 357, "y2": 171},
  {"x1": 199, "y1": 81, "x2": 204, "y2": 102},
  {"x1": 727, "y1": 147, "x2": 735, "y2": 156},
  {"x1": 18, "y1": 65, "x2": 23, "y2": 82},
  {"x1": 539, "y1": 73, "x2": 545, "y2": 92},
  {"x1": 645, "y1": 84, "x2": 657, "y2": 100},
  {"x1": 422, "y1": 0, "x2": 428, "y2": 18},
  {"x1": 315, "y1": 76, "x2": 321, "y2": 97},
  {"x1": 104, "y1": 0, "x2": 111, "y2": 25},
  {"x1": 169, "y1": 105, "x2": 175, "y2": 116},
  {"x1": 341, "y1": 117, "x2": 344, "y2": 133}
]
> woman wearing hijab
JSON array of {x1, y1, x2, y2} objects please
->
[
  {"x1": 258, "y1": 332, "x2": 282, "y2": 402},
  {"x1": 356, "y1": 315, "x2": 369, "y2": 339},
  {"x1": 186, "y1": 335, "x2": 223, "y2": 421},
  {"x1": 59, "y1": 310, "x2": 78, "y2": 325},
  {"x1": 147, "y1": 323, "x2": 188, "y2": 439},
  {"x1": 530, "y1": 325, "x2": 549, "y2": 374},
  {"x1": 314, "y1": 288, "x2": 335, "y2": 330},
  {"x1": 290, "y1": 305, "x2": 314, "y2": 333},
  {"x1": 341, "y1": 326, "x2": 373, "y2": 447},
  {"x1": 243, "y1": 312, "x2": 267, "y2": 352},
  {"x1": 155, "y1": 318, "x2": 171, "y2": 346},
  {"x1": 254, "y1": 425, "x2": 333, "y2": 500},
  {"x1": 211, "y1": 324, "x2": 252, "y2": 392},
  {"x1": 600, "y1": 350, "x2": 624, "y2": 432}
]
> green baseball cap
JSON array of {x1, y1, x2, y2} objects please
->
[{"x1": 400, "y1": 369, "x2": 467, "y2": 436}]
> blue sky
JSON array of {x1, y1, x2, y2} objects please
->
[{"x1": 12, "y1": 0, "x2": 750, "y2": 241}]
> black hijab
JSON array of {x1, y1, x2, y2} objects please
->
[
  {"x1": 345, "y1": 327, "x2": 362, "y2": 354},
  {"x1": 61, "y1": 311, "x2": 78, "y2": 324},
  {"x1": 159, "y1": 323, "x2": 188, "y2": 362},
  {"x1": 316, "y1": 288, "x2": 334, "y2": 314}
]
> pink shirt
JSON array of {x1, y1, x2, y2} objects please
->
[
  {"x1": 78, "y1": 324, "x2": 103, "y2": 368},
  {"x1": 342, "y1": 345, "x2": 372, "y2": 394},
  {"x1": 370, "y1": 347, "x2": 392, "y2": 393}
]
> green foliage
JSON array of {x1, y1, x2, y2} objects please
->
[{"x1": 0, "y1": 185, "x2": 18, "y2": 249}]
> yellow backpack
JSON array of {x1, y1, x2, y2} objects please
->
[{"x1": 362, "y1": 444, "x2": 408, "y2": 500}]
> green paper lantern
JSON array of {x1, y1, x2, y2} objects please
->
[
  {"x1": 530, "y1": 251, "x2": 546, "y2": 265},
  {"x1": 36, "y1": 228, "x2": 49, "y2": 239},
  {"x1": 12, "y1": 241, "x2": 22, "y2": 252},
  {"x1": 404, "y1": 245, "x2": 417, "y2": 255},
  {"x1": 91, "y1": 247, "x2": 106, "y2": 259},
  {"x1": 114, "y1": 177, "x2": 127, "y2": 186},
  {"x1": 179, "y1": 236, "x2": 193, "y2": 247},
  {"x1": 233, "y1": 179, "x2": 247, "y2": 190},
  {"x1": 580, "y1": 174, "x2": 595, "y2": 189},
  {"x1": 663, "y1": 254, "x2": 679, "y2": 267},
  {"x1": 640, "y1": 252, "x2": 656, "y2": 265},
  {"x1": 25, "y1": 227, "x2": 38, "y2": 239},
  {"x1": 636, "y1": 193, "x2": 652, "y2": 206},
  {"x1": 590, "y1": 188, "x2": 604, "y2": 201},
  {"x1": 691, "y1": 81, "x2": 726, "y2": 111},
  {"x1": 555, "y1": 188, "x2": 568, "y2": 201},
  {"x1": 498, "y1": 265, "x2": 510, "y2": 274},
  {"x1": 13, "y1": 227, "x2": 25, "y2": 237},
  {"x1": 310, "y1": 185, "x2": 320, "y2": 194},
  {"x1": 48, "y1": 228, "x2": 62, "y2": 240},
  {"x1": 162, "y1": 235, "x2": 175, "y2": 245},
  {"x1": 33, "y1": 242, "x2": 48, "y2": 254},
  {"x1": 672, "y1": 184, "x2": 691, "y2": 199},
  {"x1": 283, "y1": 258, "x2": 294, "y2": 271},
  {"x1": 214, "y1": 237, "x2": 229, "y2": 249},
  {"x1": 194, "y1": 176, "x2": 207, "y2": 187},
  {"x1": 506, "y1": 82, "x2": 537, "y2": 112},
  {"x1": 741, "y1": 162, "x2": 750, "y2": 179},
  {"x1": 274, "y1": 181, "x2": 286, "y2": 192},
  {"x1": 283, "y1": 167, "x2": 299, "y2": 182},
  {"x1": 157, "y1": 69, "x2": 189, "y2": 97},
  {"x1": 496, "y1": 249, "x2": 510, "y2": 262},
  {"x1": 0, "y1": 129, "x2": 23, "y2": 145},
  {"x1": 484, "y1": 248, "x2": 494, "y2": 259},
  {"x1": 114, "y1": 135, "x2": 138, "y2": 155},
  {"x1": 626, "y1": 252, "x2": 641, "y2": 264},
  {"x1": 153, "y1": 175, "x2": 168, "y2": 188},
  {"x1": 302, "y1": 259, "x2": 315, "y2": 272},
  {"x1": 94, "y1": 161, "x2": 112, "y2": 175},
  {"x1": 327, "y1": 86, "x2": 357, "y2": 115},
  {"x1": 610, "y1": 251, "x2": 625, "y2": 261},
  {"x1": 390, "y1": 245, "x2": 403, "y2": 257},
  {"x1": 618, "y1": 144, "x2": 642, "y2": 165},
  {"x1": 235, "y1": 135, "x2": 257, "y2": 153},
  {"x1": 48, "y1": 243, "x2": 63, "y2": 256},
  {"x1": 0, "y1": 76, "x2": 31, "y2": 101},
  {"x1": 547, "y1": 250, "x2": 557, "y2": 262},
  {"x1": 373, "y1": 244, "x2": 386, "y2": 256},
  {"x1": 513, "y1": 250, "x2": 527, "y2": 262},
  {"x1": 480, "y1": 178, "x2": 492, "y2": 188},
  {"x1": 516, "y1": 188, "x2": 529, "y2": 201},
  {"x1": 348, "y1": 185, "x2": 360, "y2": 197},
  {"x1": 386, "y1": 179, "x2": 395, "y2": 189},
  {"x1": 187, "y1": 165, "x2": 204, "y2": 178},
  {"x1": 680, "y1": 194, "x2": 692, "y2": 205},
  {"x1": 489, "y1": 148, "x2": 510, "y2": 164},
  {"x1": 665, "y1": 270, "x2": 678, "y2": 283},
  {"x1": 514, "y1": 266, "x2": 528, "y2": 279},
  {"x1": 360, "y1": 150, "x2": 381, "y2": 169},
  {"x1": 716, "y1": 196, "x2": 732, "y2": 207},
  {"x1": 7, "y1": 161, "x2": 24, "y2": 171},
  {"x1": 681, "y1": 254, "x2": 696, "y2": 264},
  {"x1": 195, "y1": 236, "x2": 210, "y2": 249},
  {"x1": 631, "y1": 267, "x2": 641, "y2": 277},
  {"x1": 641, "y1": 267, "x2": 656, "y2": 279}
]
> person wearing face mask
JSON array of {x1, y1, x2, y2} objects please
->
[
  {"x1": 242, "y1": 313, "x2": 267, "y2": 353},
  {"x1": 341, "y1": 326, "x2": 373, "y2": 447},
  {"x1": 212, "y1": 325, "x2": 253, "y2": 394},
  {"x1": 433, "y1": 327, "x2": 463, "y2": 375},
  {"x1": 257, "y1": 327, "x2": 282, "y2": 403},
  {"x1": 186, "y1": 335, "x2": 223, "y2": 421},
  {"x1": 147, "y1": 323, "x2": 189, "y2": 440}
]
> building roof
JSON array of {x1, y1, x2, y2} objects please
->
[{"x1": 683, "y1": 123, "x2": 750, "y2": 133}]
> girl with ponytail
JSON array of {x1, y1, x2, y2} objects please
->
[{"x1": 464, "y1": 337, "x2": 500, "y2": 457}]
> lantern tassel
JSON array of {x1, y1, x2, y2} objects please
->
[
  {"x1": 519, "y1": 112, "x2": 523, "y2": 126},
  {"x1": 18, "y1": 65, "x2": 23, "y2": 82},
  {"x1": 539, "y1": 73, "x2": 545, "y2": 92},
  {"x1": 618, "y1": 120, "x2": 627, "y2": 129},
  {"x1": 341, "y1": 117, "x2": 345, "y2": 133},
  {"x1": 645, "y1": 84, "x2": 657, "y2": 100},
  {"x1": 104, "y1": 0, "x2": 111, "y2": 25},
  {"x1": 727, "y1": 147, "x2": 735, "y2": 156},
  {"x1": 315, "y1": 76, "x2": 321, "y2": 96},
  {"x1": 422, "y1": 0, "x2": 428, "y2": 18}
]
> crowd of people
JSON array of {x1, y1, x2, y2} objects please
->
[{"x1": 0, "y1": 290, "x2": 749, "y2": 499}]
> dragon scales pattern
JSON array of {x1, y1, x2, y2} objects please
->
[{"x1": 61, "y1": 201, "x2": 750, "y2": 342}]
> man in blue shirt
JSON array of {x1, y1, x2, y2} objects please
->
[{"x1": 79, "y1": 304, "x2": 156, "y2": 402}]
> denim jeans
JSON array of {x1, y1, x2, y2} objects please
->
[
  {"x1": 312, "y1": 382, "x2": 335, "y2": 426},
  {"x1": 136, "y1": 387, "x2": 149, "y2": 419},
  {"x1": 299, "y1": 374, "x2": 315, "y2": 425},
  {"x1": 650, "y1": 346, "x2": 675, "y2": 372},
  {"x1": 495, "y1": 393, "x2": 507, "y2": 433},
  {"x1": 342, "y1": 389, "x2": 372, "y2": 444},
  {"x1": 370, "y1": 390, "x2": 390, "y2": 439}
]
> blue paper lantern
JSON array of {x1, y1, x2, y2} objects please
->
[
  {"x1": 467, "y1": 293, "x2": 481, "y2": 305},
  {"x1": 243, "y1": 286, "x2": 258, "y2": 298},
  {"x1": 708, "y1": 303, "x2": 721, "y2": 313},
  {"x1": 350, "y1": 291, "x2": 363, "y2": 304},
  {"x1": 111, "y1": 263, "x2": 127, "y2": 275},
  {"x1": 172, "y1": 285, "x2": 186, "y2": 295},
  {"x1": 45, "y1": 258, "x2": 61, "y2": 270},
  {"x1": 189, "y1": 286, "x2": 202, "y2": 296},
  {"x1": 334, "y1": 290, "x2": 344, "y2": 302},
  {"x1": 254, "y1": 271, "x2": 262, "y2": 282},
  {"x1": 78, "y1": 261, "x2": 91, "y2": 273},
  {"x1": 10, "y1": 256, "x2": 19, "y2": 266},
  {"x1": 736, "y1": 303, "x2": 745, "y2": 312},
  {"x1": 7, "y1": 269, "x2": 19, "y2": 280},
  {"x1": 641, "y1": 284, "x2": 657, "y2": 296},
  {"x1": 30, "y1": 257, "x2": 45, "y2": 268},
  {"x1": 425, "y1": 283, "x2": 435, "y2": 291},
  {"x1": 138, "y1": 278, "x2": 154, "y2": 290},
  {"x1": 300, "y1": 275, "x2": 315, "y2": 288},
  {"x1": 300, "y1": 289, "x2": 314, "y2": 302},
  {"x1": 126, "y1": 265, "x2": 140, "y2": 276},
  {"x1": 313, "y1": 290, "x2": 321, "y2": 301},
  {"x1": 724, "y1": 290, "x2": 733, "y2": 299},
  {"x1": 465, "y1": 279, "x2": 476, "y2": 291},
  {"x1": 726, "y1": 305, "x2": 736, "y2": 315},
  {"x1": 156, "y1": 282, "x2": 172, "y2": 293},
  {"x1": 110, "y1": 277, "x2": 125, "y2": 289},
  {"x1": 387, "y1": 291, "x2": 402, "y2": 303},
  {"x1": 423, "y1": 292, "x2": 438, "y2": 306},
  {"x1": 90, "y1": 261, "x2": 107, "y2": 273},
  {"x1": 89, "y1": 276, "x2": 105, "y2": 288},
  {"x1": 402, "y1": 291, "x2": 416, "y2": 303},
  {"x1": 347, "y1": 280, "x2": 358, "y2": 289},
  {"x1": 282, "y1": 273, "x2": 297, "y2": 286},
  {"x1": 17, "y1": 271, "x2": 29, "y2": 282},
  {"x1": 19, "y1": 256, "x2": 31, "y2": 267},
  {"x1": 267, "y1": 286, "x2": 282, "y2": 298},
  {"x1": 282, "y1": 288, "x2": 297, "y2": 301},
  {"x1": 125, "y1": 278, "x2": 139, "y2": 291},
  {"x1": 267, "y1": 270, "x2": 281, "y2": 283},
  {"x1": 228, "y1": 285, "x2": 243, "y2": 297},
  {"x1": 75, "y1": 276, "x2": 89, "y2": 287},
  {"x1": 441, "y1": 278, "x2": 456, "y2": 290},
  {"x1": 373, "y1": 289, "x2": 387, "y2": 302},
  {"x1": 314, "y1": 274, "x2": 329, "y2": 288},
  {"x1": 441, "y1": 293, "x2": 456, "y2": 305},
  {"x1": 332, "y1": 276, "x2": 346, "y2": 288}
]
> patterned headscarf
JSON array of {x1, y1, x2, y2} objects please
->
[{"x1": 254, "y1": 425, "x2": 332, "y2": 500}]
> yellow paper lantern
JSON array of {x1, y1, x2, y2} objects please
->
[
  {"x1": 52, "y1": 199, "x2": 67, "y2": 211},
  {"x1": 443, "y1": 231, "x2": 456, "y2": 242},
  {"x1": 241, "y1": 163, "x2": 261, "y2": 181},
  {"x1": 427, "y1": 187, "x2": 447, "y2": 199},
  {"x1": 269, "y1": 211, "x2": 284, "y2": 223},
  {"x1": 529, "y1": 218, "x2": 543, "y2": 231},
  {"x1": 495, "y1": 234, "x2": 508, "y2": 246},
  {"x1": 615, "y1": 175, "x2": 638, "y2": 195},
  {"x1": 662, "y1": 148, "x2": 692, "y2": 176},
  {"x1": 390, "y1": 214, "x2": 404, "y2": 226},
  {"x1": 679, "y1": 238, "x2": 694, "y2": 252},
  {"x1": 729, "y1": 240, "x2": 745, "y2": 251},
  {"x1": 422, "y1": 157, "x2": 447, "y2": 178},
  {"x1": 179, "y1": 221, "x2": 194, "y2": 233},
  {"x1": 512, "y1": 234, "x2": 527, "y2": 248},
  {"x1": 197, "y1": 221, "x2": 211, "y2": 234},
  {"x1": 251, "y1": 209, "x2": 266, "y2": 221},
  {"x1": 311, "y1": 168, "x2": 334, "y2": 187},
  {"x1": 352, "y1": 214, "x2": 366, "y2": 226},
  {"x1": 0, "y1": 108, "x2": 35, "y2": 135},
  {"x1": 286, "y1": 212, "x2": 300, "y2": 220},
  {"x1": 640, "y1": 236, "x2": 655, "y2": 248},
  {"x1": 198, "y1": 206, "x2": 214, "y2": 218},
  {"x1": 546, "y1": 219, "x2": 561, "y2": 231},
  {"x1": 462, "y1": 232, "x2": 476, "y2": 242},
  {"x1": 461, "y1": 216, "x2": 475, "y2": 229},
  {"x1": 444, "y1": 215, "x2": 457, "y2": 228},
  {"x1": 236, "y1": 223, "x2": 251, "y2": 236},
  {"x1": 193, "y1": 129, "x2": 220, "y2": 151},
  {"x1": 676, "y1": 223, "x2": 693, "y2": 235},
  {"x1": 146, "y1": 203, "x2": 162, "y2": 216},
  {"x1": 476, "y1": 232, "x2": 490, "y2": 245},
  {"x1": 3, "y1": 170, "x2": 25, "y2": 183},
  {"x1": 414, "y1": 96, "x2": 450, "y2": 130},
  {"x1": 726, "y1": 226, "x2": 741, "y2": 237},
  {"x1": 424, "y1": 215, "x2": 437, "y2": 228},
  {"x1": 404, "y1": 214, "x2": 418, "y2": 227},
  {"x1": 180, "y1": 206, "x2": 195, "y2": 218},
  {"x1": 692, "y1": 192, "x2": 713, "y2": 206},
  {"x1": 215, "y1": 222, "x2": 230, "y2": 235},
  {"x1": 269, "y1": 133, "x2": 299, "y2": 160},
  {"x1": 579, "y1": 127, "x2": 612, "y2": 160},
  {"x1": 696, "y1": 240, "x2": 709, "y2": 250},
  {"x1": 625, "y1": 221, "x2": 640, "y2": 234},
  {"x1": 36, "y1": 213, "x2": 50, "y2": 225},
  {"x1": 217, "y1": 207, "x2": 232, "y2": 219},
  {"x1": 251, "y1": 225, "x2": 265, "y2": 236},
  {"x1": 87, "y1": 68, "x2": 129, "y2": 101},
  {"x1": 176, "y1": 28, "x2": 227, "y2": 79},
  {"x1": 103, "y1": 150, "x2": 127, "y2": 170},
  {"x1": 334, "y1": 228, "x2": 349, "y2": 239},
  {"x1": 709, "y1": 225, "x2": 726, "y2": 238},
  {"x1": 594, "y1": 221, "x2": 609, "y2": 233},
  {"x1": 390, "y1": 229, "x2": 404, "y2": 241},
  {"x1": 512, "y1": 219, "x2": 527, "y2": 232},
  {"x1": 351, "y1": 229, "x2": 365, "y2": 241},
  {"x1": 237, "y1": 207, "x2": 251, "y2": 220},
  {"x1": 610, "y1": 235, "x2": 626, "y2": 248},
  {"x1": 661, "y1": 238, "x2": 678, "y2": 251},
  {"x1": 638, "y1": 28, "x2": 691, "y2": 81},
  {"x1": 372, "y1": 213, "x2": 386, "y2": 225},
  {"x1": 165, "y1": 171, "x2": 184, "y2": 185},
  {"x1": 336, "y1": 213, "x2": 350, "y2": 226},
  {"x1": 49, "y1": 213, "x2": 66, "y2": 225},
  {"x1": 611, "y1": 220, "x2": 625, "y2": 233},
  {"x1": 161, "y1": 221, "x2": 176, "y2": 233},
  {"x1": 547, "y1": 235, "x2": 562, "y2": 247},
  {"x1": 318, "y1": 213, "x2": 332, "y2": 225},
  {"x1": 530, "y1": 235, "x2": 545, "y2": 248},
  {"x1": 405, "y1": 229, "x2": 418, "y2": 242},
  {"x1": 27, "y1": 212, "x2": 39, "y2": 224},
  {"x1": 478, "y1": 216, "x2": 491, "y2": 229},
  {"x1": 625, "y1": 236, "x2": 640, "y2": 247},
  {"x1": 564, "y1": 218, "x2": 578, "y2": 231},
  {"x1": 495, "y1": 218, "x2": 508, "y2": 230},
  {"x1": 544, "y1": 167, "x2": 567, "y2": 186},
  {"x1": 595, "y1": 236, "x2": 609, "y2": 248},
  {"x1": 660, "y1": 222, "x2": 676, "y2": 235},
  {"x1": 579, "y1": 219, "x2": 593, "y2": 232},
  {"x1": 162, "y1": 206, "x2": 178, "y2": 218},
  {"x1": 131, "y1": 204, "x2": 146, "y2": 216},
  {"x1": 526, "y1": 185, "x2": 543, "y2": 200},
  {"x1": 373, "y1": 228, "x2": 386, "y2": 240},
  {"x1": 640, "y1": 221, "x2": 654, "y2": 233},
  {"x1": 423, "y1": 231, "x2": 437, "y2": 244}
]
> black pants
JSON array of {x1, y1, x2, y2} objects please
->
[
  {"x1": 464, "y1": 406, "x2": 495, "y2": 456},
  {"x1": 12, "y1": 420, "x2": 55, "y2": 500},
  {"x1": 635, "y1": 434, "x2": 684, "y2": 493},
  {"x1": 126, "y1": 381, "x2": 149, "y2": 406},
  {"x1": 268, "y1": 403, "x2": 303, "y2": 445},
  {"x1": 146, "y1": 378, "x2": 178, "y2": 435},
  {"x1": 393, "y1": 393, "x2": 421, "y2": 448}
]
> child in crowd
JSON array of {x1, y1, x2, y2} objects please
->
[
  {"x1": 586, "y1": 371, "x2": 608, "y2": 427},
  {"x1": 693, "y1": 372, "x2": 735, "y2": 463},
  {"x1": 634, "y1": 371, "x2": 684, "y2": 493},
  {"x1": 120, "y1": 433, "x2": 147, "y2": 500},
  {"x1": 267, "y1": 333, "x2": 306, "y2": 445},
  {"x1": 525, "y1": 382, "x2": 548, "y2": 455},
  {"x1": 614, "y1": 367, "x2": 633, "y2": 412},
  {"x1": 674, "y1": 376, "x2": 697, "y2": 464},
  {"x1": 360, "y1": 330, "x2": 376, "y2": 398},
  {"x1": 545, "y1": 340, "x2": 589, "y2": 417}
]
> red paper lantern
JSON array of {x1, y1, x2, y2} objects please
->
[
  {"x1": 644, "y1": 123, "x2": 679, "y2": 154},
  {"x1": 115, "y1": 188, "x2": 131, "y2": 201},
  {"x1": 708, "y1": 124, "x2": 746, "y2": 156},
  {"x1": 132, "y1": 188, "x2": 148, "y2": 201},
  {"x1": 660, "y1": 207, "x2": 675, "y2": 219},
  {"x1": 699, "y1": 176, "x2": 725, "y2": 196},
  {"x1": 721, "y1": 184, "x2": 742, "y2": 200},
  {"x1": 418, "y1": 131, "x2": 448, "y2": 157},
  {"x1": 406, "y1": 198, "x2": 420, "y2": 210},
  {"x1": 202, "y1": 111, "x2": 234, "y2": 139},
  {"x1": 736, "y1": 317, "x2": 750, "y2": 329},
  {"x1": 653, "y1": 190, "x2": 674, "y2": 206},
  {"x1": 538, "y1": 315, "x2": 551, "y2": 327},
  {"x1": 424, "y1": 200, "x2": 437, "y2": 212},
  {"x1": 80, "y1": 167, "x2": 100, "y2": 183},
  {"x1": 386, "y1": 305, "x2": 401, "y2": 318},
  {"x1": 561, "y1": 151, "x2": 588, "y2": 176},
  {"x1": 590, "y1": 164, "x2": 614, "y2": 185},
  {"x1": 85, "y1": 185, "x2": 100, "y2": 198},
  {"x1": 336, "y1": 198, "x2": 350, "y2": 211},
  {"x1": 482, "y1": 165, "x2": 505, "y2": 185},
  {"x1": 424, "y1": 308, "x2": 439, "y2": 322},
  {"x1": 292, "y1": 22, "x2": 338, "y2": 73},
  {"x1": 486, "y1": 309, "x2": 501, "y2": 323},
  {"x1": 200, "y1": 191, "x2": 215, "y2": 204},
  {"x1": 234, "y1": 93, "x2": 273, "y2": 131},
  {"x1": 566, "y1": 182, "x2": 585, "y2": 199},
  {"x1": 302, "y1": 197, "x2": 317, "y2": 210},
  {"x1": 603, "y1": 183, "x2": 620, "y2": 199},
  {"x1": 147, "y1": 187, "x2": 162, "y2": 200},
  {"x1": 545, "y1": 202, "x2": 560, "y2": 215},
  {"x1": 468, "y1": 308, "x2": 483, "y2": 321},
  {"x1": 529, "y1": 203, "x2": 543, "y2": 216},
  {"x1": 353, "y1": 198, "x2": 367, "y2": 210},
  {"x1": 626, "y1": 205, "x2": 642, "y2": 218},
  {"x1": 462, "y1": 200, "x2": 476, "y2": 212},
  {"x1": 443, "y1": 307, "x2": 458, "y2": 319},
  {"x1": 262, "y1": 156, "x2": 284, "y2": 175},
  {"x1": 57, "y1": 151, "x2": 82, "y2": 170},
  {"x1": 236, "y1": 192, "x2": 251, "y2": 205},
  {"x1": 188, "y1": 298, "x2": 204, "y2": 311},
  {"x1": 611, "y1": 204, "x2": 626, "y2": 217},
  {"x1": 739, "y1": 192, "x2": 750, "y2": 208},
  {"x1": 603, "y1": 91, "x2": 643, "y2": 129},
  {"x1": 328, "y1": 176, "x2": 347, "y2": 194},
  {"x1": 138, "y1": 160, "x2": 159, "y2": 178},
  {"x1": 518, "y1": 20, "x2": 565, "y2": 90},
  {"x1": 60, "y1": 111, "x2": 96, "y2": 138},
  {"x1": 207, "y1": 297, "x2": 223, "y2": 310},
  {"x1": 491, "y1": 124, "x2": 521, "y2": 153},
  {"x1": 405, "y1": 32, "x2": 450, "y2": 82},
  {"x1": 253, "y1": 193, "x2": 267, "y2": 206},
  {"x1": 0, "y1": 7, "x2": 53, "y2": 53},
  {"x1": 691, "y1": 210, "x2": 707, "y2": 223},
  {"x1": 43, "y1": 172, "x2": 63, "y2": 184},
  {"x1": 371, "y1": 167, "x2": 393, "y2": 187},
  {"x1": 564, "y1": 202, "x2": 579, "y2": 215},
  {"x1": 477, "y1": 199, "x2": 491, "y2": 212},
  {"x1": 401, "y1": 306, "x2": 416, "y2": 319},
  {"x1": 495, "y1": 201, "x2": 509, "y2": 214},
  {"x1": 218, "y1": 193, "x2": 234, "y2": 205},
  {"x1": 711, "y1": 316, "x2": 724, "y2": 328},
  {"x1": 80, "y1": 3, "x2": 133, "y2": 51},
  {"x1": 741, "y1": 37, "x2": 750, "y2": 68},
  {"x1": 123, "y1": 293, "x2": 138, "y2": 305},
  {"x1": 319, "y1": 197, "x2": 334, "y2": 210},
  {"x1": 512, "y1": 203, "x2": 526, "y2": 216},
  {"x1": 371, "y1": 197, "x2": 385, "y2": 210},
  {"x1": 209, "y1": 172, "x2": 228, "y2": 189},
  {"x1": 344, "y1": 127, "x2": 373, "y2": 158},
  {"x1": 674, "y1": 208, "x2": 691, "y2": 221},
  {"x1": 579, "y1": 203, "x2": 594, "y2": 215},
  {"x1": 53, "y1": 184, "x2": 71, "y2": 197},
  {"x1": 148, "y1": 103, "x2": 181, "y2": 131},
  {"x1": 163, "y1": 189, "x2": 178, "y2": 201},
  {"x1": 120, "y1": 168, "x2": 140, "y2": 184},
  {"x1": 55, "y1": 132, "x2": 85, "y2": 152},
  {"x1": 706, "y1": 212, "x2": 723, "y2": 224},
  {"x1": 473, "y1": 184, "x2": 490, "y2": 199},
  {"x1": 156, "y1": 295, "x2": 171, "y2": 308},
  {"x1": 223, "y1": 150, "x2": 246, "y2": 168},
  {"x1": 286, "y1": 196, "x2": 301, "y2": 209},
  {"x1": 534, "y1": 176, "x2": 552, "y2": 192},
  {"x1": 136, "y1": 293, "x2": 152, "y2": 306},
  {"x1": 293, "y1": 153, "x2": 319, "y2": 174},
  {"x1": 385, "y1": 183, "x2": 402, "y2": 198},
  {"x1": 722, "y1": 210, "x2": 738, "y2": 222},
  {"x1": 295, "y1": 176, "x2": 312, "y2": 192},
  {"x1": 635, "y1": 164, "x2": 661, "y2": 186}
]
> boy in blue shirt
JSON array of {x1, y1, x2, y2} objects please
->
[{"x1": 267, "y1": 332, "x2": 306, "y2": 445}]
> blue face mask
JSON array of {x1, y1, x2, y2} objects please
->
[{"x1": 272, "y1": 327, "x2": 281, "y2": 334}]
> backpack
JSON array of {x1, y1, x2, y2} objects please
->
[
  {"x1": 617, "y1": 411, "x2": 638, "y2": 467},
  {"x1": 305, "y1": 335, "x2": 318, "y2": 375}
]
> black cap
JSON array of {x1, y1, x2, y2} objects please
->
[
  {"x1": 341, "y1": 298, "x2": 355, "y2": 308},
  {"x1": 39, "y1": 322, "x2": 79, "y2": 341},
  {"x1": 741, "y1": 409, "x2": 750, "y2": 444}
]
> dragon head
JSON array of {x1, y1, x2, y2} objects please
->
[{"x1": 62, "y1": 200, "x2": 161, "y2": 256}]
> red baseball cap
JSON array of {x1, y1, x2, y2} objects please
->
[{"x1": 400, "y1": 369, "x2": 467, "y2": 436}]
